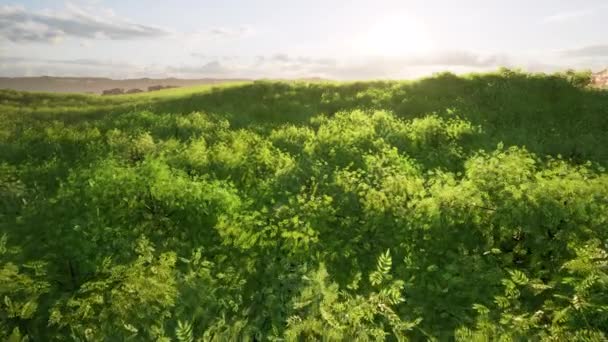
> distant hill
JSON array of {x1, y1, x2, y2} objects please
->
[{"x1": 0, "y1": 76, "x2": 250, "y2": 94}]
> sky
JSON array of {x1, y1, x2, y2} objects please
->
[{"x1": 0, "y1": 0, "x2": 607, "y2": 79}]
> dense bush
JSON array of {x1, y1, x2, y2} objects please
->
[{"x1": 1, "y1": 70, "x2": 608, "y2": 340}]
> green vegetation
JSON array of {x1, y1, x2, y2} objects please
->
[{"x1": 1, "y1": 69, "x2": 608, "y2": 341}]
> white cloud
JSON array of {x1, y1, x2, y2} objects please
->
[
  {"x1": 207, "y1": 27, "x2": 253, "y2": 38},
  {"x1": 561, "y1": 45, "x2": 608, "y2": 58},
  {"x1": 0, "y1": 49, "x2": 585, "y2": 80},
  {"x1": 0, "y1": 4, "x2": 170, "y2": 43},
  {"x1": 544, "y1": 9, "x2": 594, "y2": 23},
  {"x1": 160, "y1": 51, "x2": 518, "y2": 79},
  {"x1": 543, "y1": 5, "x2": 607, "y2": 23},
  {"x1": 0, "y1": 1, "x2": 256, "y2": 61},
  {"x1": 0, "y1": 56, "x2": 143, "y2": 78},
  {"x1": 179, "y1": 26, "x2": 254, "y2": 53},
  {"x1": 167, "y1": 61, "x2": 234, "y2": 77}
]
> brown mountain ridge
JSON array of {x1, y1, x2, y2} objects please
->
[{"x1": 0, "y1": 76, "x2": 250, "y2": 94}]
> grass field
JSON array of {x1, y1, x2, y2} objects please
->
[{"x1": 1, "y1": 69, "x2": 608, "y2": 340}]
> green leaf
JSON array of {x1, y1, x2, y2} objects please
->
[
  {"x1": 509, "y1": 270, "x2": 529, "y2": 286},
  {"x1": 176, "y1": 320, "x2": 194, "y2": 342}
]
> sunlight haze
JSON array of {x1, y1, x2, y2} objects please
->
[{"x1": 1, "y1": 0, "x2": 607, "y2": 79}]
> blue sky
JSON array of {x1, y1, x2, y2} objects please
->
[{"x1": 1, "y1": 0, "x2": 607, "y2": 79}]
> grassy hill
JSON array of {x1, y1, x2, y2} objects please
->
[{"x1": 1, "y1": 69, "x2": 608, "y2": 340}]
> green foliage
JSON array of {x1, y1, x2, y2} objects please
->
[
  {"x1": 48, "y1": 237, "x2": 178, "y2": 340},
  {"x1": 0, "y1": 235, "x2": 50, "y2": 340},
  {"x1": 1, "y1": 71, "x2": 608, "y2": 340},
  {"x1": 284, "y1": 259, "x2": 419, "y2": 341},
  {"x1": 175, "y1": 320, "x2": 193, "y2": 342},
  {"x1": 370, "y1": 249, "x2": 393, "y2": 286}
]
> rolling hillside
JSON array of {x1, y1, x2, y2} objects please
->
[{"x1": 1, "y1": 69, "x2": 608, "y2": 340}]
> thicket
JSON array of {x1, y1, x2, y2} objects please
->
[{"x1": 1, "y1": 69, "x2": 607, "y2": 340}]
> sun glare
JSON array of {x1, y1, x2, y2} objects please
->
[{"x1": 359, "y1": 14, "x2": 434, "y2": 57}]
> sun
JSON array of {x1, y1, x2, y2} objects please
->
[{"x1": 358, "y1": 14, "x2": 434, "y2": 57}]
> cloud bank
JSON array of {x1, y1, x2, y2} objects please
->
[
  {"x1": 0, "y1": 3, "x2": 256, "y2": 45},
  {"x1": 0, "y1": 4, "x2": 170, "y2": 43},
  {"x1": 542, "y1": 4, "x2": 608, "y2": 23},
  {"x1": 562, "y1": 45, "x2": 608, "y2": 58},
  {"x1": 0, "y1": 50, "x2": 564, "y2": 80}
]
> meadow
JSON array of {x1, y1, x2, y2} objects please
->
[{"x1": 1, "y1": 69, "x2": 608, "y2": 341}]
